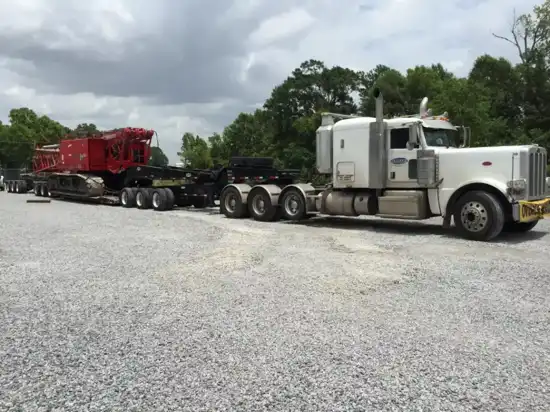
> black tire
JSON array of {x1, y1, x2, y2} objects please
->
[
  {"x1": 34, "y1": 184, "x2": 42, "y2": 196},
  {"x1": 18, "y1": 181, "x2": 27, "y2": 193},
  {"x1": 280, "y1": 188, "x2": 307, "y2": 221},
  {"x1": 7, "y1": 182, "x2": 12, "y2": 193},
  {"x1": 136, "y1": 188, "x2": 152, "y2": 210},
  {"x1": 120, "y1": 187, "x2": 136, "y2": 208},
  {"x1": 163, "y1": 188, "x2": 175, "y2": 210},
  {"x1": 453, "y1": 191, "x2": 505, "y2": 241},
  {"x1": 247, "y1": 188, "x2": 279, "y2": 222},
  {"x1": 502, "y1": 220, "x2": 538, "y2": 233},
  {"x1": 41, "y1": 183, "x2": 49, "y2": 197},
  {"x1": 220, "y1": 186, "x2": 248, "y2": 218},
  {"x1": 151, "y1": 189, "x2": 168, "y2": 211}
]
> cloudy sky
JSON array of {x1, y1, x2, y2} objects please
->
[{"x1": 0, "y1": 0, "x2": 539, "y2": 163}]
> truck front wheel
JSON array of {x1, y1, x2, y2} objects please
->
[{"x1": 453, "y1": 191, "x2": 505, "y2": 241}]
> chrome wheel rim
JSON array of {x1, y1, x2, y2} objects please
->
[
  {"x1": 284, "y1": 194, "x2": 300, "y2": 217},
  {"x1": 252, "y1": 194, "x2": 266, "y2": 216},
  {"x1": 225, "y1": 193, "x2": 237, "y2": 212},
  {"x1": 152, "y1": 192, "x2": 160, "y2": 208},
  {"x1": 460, "y1": 201, "x2": 487, "y2": 232}
]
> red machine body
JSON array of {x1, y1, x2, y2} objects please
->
[{"x1": 32, "y1": 127, "x2": 154, "y2": 174}]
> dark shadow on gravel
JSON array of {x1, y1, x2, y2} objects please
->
[
  {"x1": 286, "y1": 216, "x2": 548, "y2": 244},
  {"x1": 493, "y1": 229, "x2": 547, "y2": 244},
  {"x1": 173, "y1": 207, "x2": 220, "y2": 215},
  {"x1": 286, "y1": 216, "x2": 451, "y2": 237},
  {"x1": 48, "y1": 198, "x2": 116, "y2": 206},
  {"x1": 43, "y1": 198, "x2": 549, "y2": 244}
]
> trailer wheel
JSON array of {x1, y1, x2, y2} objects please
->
[
  {"x1": 280, "y1": 188, "x2": 307, "y2": 221},
  {"x1": 248, "y1": 189, "x2": 279, "y2": 222},
  {"x1": 40, "y1": 183, "x2": 49, "y2": 197},
  {"x1": 120, "y1": 188, "x2": 136, "y2": 208},
  {"x1": 7, "y1": 181, "x2": 12, "y2": 193},
  {"x1": 453, "y1": 190, "x2": 505, "y2": 241},
  {"x1": 163, "y1": 188, "x2": 175, "y2": 210},
  {"x1": 220, "y1": 187, "x2": 248, "y2": 218},
  {"x1": 151, "y1": 189, "x2": 168, "y2": 211},
  {"x1": 136, "y1": 188, "x2": 152, "y2": 210}
]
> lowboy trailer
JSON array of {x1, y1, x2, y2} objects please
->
[{"x1": 4, "y1": 128, "x2": 300, "y2": 211}]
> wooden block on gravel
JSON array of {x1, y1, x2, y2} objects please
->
[{"x1": 26, "y1": 199, "x2": 51, "y2": 204}]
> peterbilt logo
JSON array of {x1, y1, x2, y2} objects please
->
[{"x1": 391, "y1": 157, "x2": 408, "y2": 165}]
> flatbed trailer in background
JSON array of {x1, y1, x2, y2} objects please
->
[{"x1": 3, "y1": 128, "x2": 301, "y2": 212}]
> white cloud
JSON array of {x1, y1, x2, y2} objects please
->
[
  {"x1": 248, "y1": 8, "x2": 315, "y2": 46},
  {"x1": 0, "y1": 0, "x2": 541, "y2": 164}
]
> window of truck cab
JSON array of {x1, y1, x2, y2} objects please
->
[{"x1": 423, "y1": 126, "x2": 457, "y2": 148}]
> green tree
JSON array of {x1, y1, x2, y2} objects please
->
[
  {"x1": 0, "y1": 108, "x2": 67, "y2": 169},
  {"x1": 263, "y1": 59, "x2": 362, "y2": 172},
  {"x1": 70, "y1": 123, "x2": 100, "y2": 137},
  {"x1": 178, "y1": 132, "x2": 213, "y2": 168},
  {"x1": 493, "y1": 0, "x2": 550, "y2": 145}
]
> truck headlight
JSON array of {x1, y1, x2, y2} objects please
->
[{"x1": 507, "y1": 179, "x2": 526, "y2": 195}]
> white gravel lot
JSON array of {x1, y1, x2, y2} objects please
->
[{"x1": 1, "y1": 193, "x2": 549, "y2": 411}]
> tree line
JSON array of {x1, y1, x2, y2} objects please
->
[{"x1": 179, "y1": 1, "x2": 550, "y2": 177}]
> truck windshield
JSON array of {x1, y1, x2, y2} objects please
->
[{"x1": 423, "y1": 127, "x2": 457, "y2": 148}]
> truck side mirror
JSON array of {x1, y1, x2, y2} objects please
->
[{"x1": 407, "y1": 124, "x2": 418, "y2": 150}]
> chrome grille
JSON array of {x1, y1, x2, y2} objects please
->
[{"x1": 527, "y1": 148, "x2": 547, "y2": 200}]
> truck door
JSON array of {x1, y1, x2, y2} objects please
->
[{"x1": 387, "y1": 127, "x2": 418, "y2": 186}]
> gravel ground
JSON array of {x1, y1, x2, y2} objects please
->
[{"x1": 0, "y1": 193, "x2": 549, "y2": 412}]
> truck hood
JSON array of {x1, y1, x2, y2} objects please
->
[
  {"x1": 433, "y1": 144, "x2": 544, "y2": 194},
  {"x1": 430, "y1": 145, "x2": 535, "y2": 155}
]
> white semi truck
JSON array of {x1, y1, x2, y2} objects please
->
[{"x1": 219, "y1": 89, "x2": 550, "y2": 241}]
